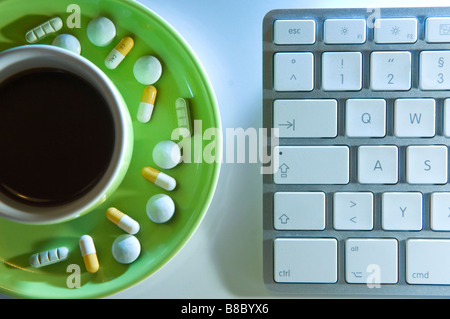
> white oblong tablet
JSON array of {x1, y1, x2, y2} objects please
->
[
  {"x1": 112, "y1": 234, "x2": 141, "y2": 264},
  {"x1": 146, "y1": 194, "x2": 175, "y2": 223},
  {"x1": 152, "y1": 140, "x2": 181, "y2": 169},
  {"x1": 52, "y1": 34, "x2": 81, "y2": 54},
  {"x1": 133, "y1": 55, "x2": 162, "y2": 85},
  {"x1": 87, "y1": 17, "x2": 116, "y2": 47}
]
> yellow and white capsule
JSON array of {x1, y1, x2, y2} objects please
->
[
  {"x1": 141, "y1": 166, "x2": 176, "y2": 191},
  {"x1": 25, "y1": 17, "x2": 63, "y2": 43},
  {"x1": 29, "y1": 247, "x2": 69, "y2": 268},
  {"x1": 79, "y1": 235, "x2": 99, "y2": 273},
  {"x1": 105, "y1": 36, "x2": 134, "y2": 69},
  {"x1": 137, "y1": 86, "x2": 157, "y2": 123},
  {"x1": 106, "y1": 207, "x2": 140, "y2": 235}
]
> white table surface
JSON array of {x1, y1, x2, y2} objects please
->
[{"x1": 110, "y1": 0, "x2": 448, "y2": 298}]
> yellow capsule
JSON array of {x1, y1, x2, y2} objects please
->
[
  {"x1": 141, "y1": 166, "x2": 176, "y2": 191},
  {"x1": 137, "y1": 86, "x2": 157, "y2": 123},
  {"x1": 106, "y1": 207, "x2": 140, "y2": 234},
  {"x1": 105, "y1": 36, "x2": 134, "y2": 69},
  {"x1": 79, "y1": 235, "x2": 99, "y2": 273}
]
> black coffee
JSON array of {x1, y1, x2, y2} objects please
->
[{"x1": 0, "y1": 68, "x2": 115, "y2": 207}]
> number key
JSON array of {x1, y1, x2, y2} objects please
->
[
  {"x1": 420, "y1": 51, "x2": 450, "y2": 90},
  {"x1": 370, "y1": 51, "x2": 411, "y2": 91}
]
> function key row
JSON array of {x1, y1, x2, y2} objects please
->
[
  {"x1": 274, "y1": 50, "x2": 450, "y2": 91},
  {"x1": 274, "y1": 17, "x2": 450, "y2": 45}
]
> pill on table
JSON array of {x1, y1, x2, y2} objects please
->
[
  {"x1": 29, "y1": 247, "x2": 69, "y2": 268},
  {"x1": 175, "y1": 97, "x2": 192, "y2": 136},
  {"x1": 52, "y1": 34, "x2": 81, "y2": 55},
  {"x1": 106, "y1": 207, "x2": 140, "y2": 235},
  {"x1": 153, "y1": 140, "x2": 181, "y2": 169},
  {"x1": 25, "y1": 17, "x2": 63, "y2": 44},
  {"x1": 105, "y1": 36, "x2": 134, "y2": 70},
  {"x1": 79, "y1": 235, "x2": 99, "y2": 273},
  {"x1": 133, "y1": 55, "x2": 162, "y2": 85},
  {"x1": 146, "y1": 194, "x2": 175, "y2": 223},
  {"x1": 86, "y1": 17, "x2": 116, "y2": 47},
  {"x1": 112, "y1": 234, "x2": 141, "y2": 264},
  {"x1": 137, "y1": 86, "x2": 157, "y2": 123},
  {"x1": 141, "y1": 166, "x2": 176, "y2": 191}
]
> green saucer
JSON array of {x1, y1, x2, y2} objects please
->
[{"x1": 0, "y1": 0, "x2": 221, "y2": 298}]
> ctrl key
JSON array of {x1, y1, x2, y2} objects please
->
[{"x1": 274, "y1": 238, "x2": 337, "y2": 283}]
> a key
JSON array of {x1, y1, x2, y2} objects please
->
[
  {"x1": 333, "y1": 192, "x2": 373, "y2": 230},
  {"x1": 370, "y1": 51, "x2": 411, "y2": 91},
  {"x1": 323, "y1": 19, "x2": 366, "y2": 44},
  {"x1": 345, "y1": 99, "x2": 386, "y2": 137},
  {"x1": 382, "y1": 192, "x2": 423, "y2": 231},
  {"x1": 406, "y1": 145, "x2": 448, "y2": 184},
  {"x1": 274, "y1": 52, "x2": 314, "y2": 91},
  {"x1": 357, "y1": 145, "x2": 398, "y2": 184},
  {"x1": 322, "y1": 52, "x2": 362, "y2": 91},
  {"x1": 394, "y1": 98, "x2": 436, "y2": 137},
  {"x1": 374, "y1": 18, "x2": 417, "y2": 43}
]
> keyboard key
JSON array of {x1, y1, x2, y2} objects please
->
[
  {"x1": 324, "y1": 19, "x2": 366, "y2": 44},
  {"x1": 370, "y1": 51, "x2": 411, "y2": 91},
  {"x1": 406, "y1": 146, "x2": 448, "y2": 184},
  {"x1": 274, "y1": 146, "x2": 349, "y2": 184},
  {"x1": 382, "y1": 192, "x2": 423, "y2": 231},
  {"x1": 274, "y1": 192, "x2": 325, "y2": 230},
  {"x1": 345, "y1": 239, "x2": 398, "y2": 284},
  {"x1": 357, "y1": 145, "x2": 398, "y2": 184},
  {"x1": 406, "y1": 239, "x2": 450, "y2": 284},
  {"x1": 274, "y1": 52, "x2": 314, "y2": 91},
  {"x1": 273, "y1": 99, "x2": 337, "y2": 138},
  {"x1": 419, "y1": 51, "x2": 450, "y2": 90},
  {"x1": 431, "y1": 193, "x2": 450, "y2": 231},
  {"x1": 274, "y1": 238, "x2": 337, "y2": 283},
  {"x1": 273, "y1": 19, "x2": 316, "y2": 45},
  {"x1": 444, "y1": 99, "x2": 450, "y2": 136},
  {"x1": 374, "y1": 18, "x2": 417, "y2": 43},
  {"x1": 345, "y1": 99, "x2": 386, "y2": 137},
  {"x1": 425, "y1": 17, "x2": 450, "y2": 43},
  {"x1": 333, "y1": 192, "x2": 373, "y2": 230},
  {"x1": 394, "y1": 98, "x2": 436, "y2": 137},
  {"x1": 322, "y1": 52, "x2": 362, "y2": 91}
]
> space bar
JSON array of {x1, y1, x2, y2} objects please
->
[{"x1": 274, "y1": 146, "x2": 350, "y2": 184}]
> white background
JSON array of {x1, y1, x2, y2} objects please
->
[{"x1": 110, "y1": 0, "x2": 448, "y2": 298}]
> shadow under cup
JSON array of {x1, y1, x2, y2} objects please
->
[{"x1": 0, "y1": 45, "x2": 133, "y2": 224}]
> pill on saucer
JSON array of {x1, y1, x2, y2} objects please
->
[
  {"x1": 146, "y1": 194, "x2": 175, "y2": 223},
  {"x1": 79, "y1": 235, "x2": 99, "y2": 273},
  {"x1": 105, "y1": 36, "x2": 134, "y2": 69},
  {"x1": 137, "y1": 86, "x2": 157, "y2": 123},
  {"x1": 175, "y1": 97, "x2": 193, "y2": 136},
  {"x1": 29, "y1": 247, "x2": 69, "y2": 268},
  {"x1": 141, "y1": 166, "x2": 176, "y2": 191},
  {"x1": 52, "y1": 34, "x2": 81, "y2": 55},
  {"x1": 25, "y1": 17, "x2": 63, "y2": 44},
  {"x1": 112, "y1": 234, "x2": 141, "y2": 264},
  {"x1": 106, "y1": 207, "x2": 140, "y2": 235},
  {"x1": 133, "y1": 55, "x2": 162, "y2": 85},
  {"x1": 86, "y1": 17, "x2": 116, "y2": 47},
  {"x1": 153, "y1": 140, "x2": 181, "y2": 169}
]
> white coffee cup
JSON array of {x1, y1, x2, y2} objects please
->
[{"x1": 0, "y1": 45, "x2": 133, "y2": 224}]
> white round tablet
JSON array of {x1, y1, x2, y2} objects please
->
[
  {"x1": 153, "y1": 140, "x2": 181, "y2": 169},
  {"x1": 133, "y1": 56, "x2": 162, "y2": 85},
  {"x1": 87, "y1": 17, "x2": 116, "y2": 47},
  {"x1": 146, "y1": 194, "x2": 175, "y2": 223},
  {"x1": 52, "y1": 34, "x2": 81, "y2": 55},
  {"x1": 111, "y1": 234, "x2": 141, "y2": 264}
]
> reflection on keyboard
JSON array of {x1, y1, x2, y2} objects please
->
[{"x1": 263, "y1": 7, "x2": 450, "y2": 296}]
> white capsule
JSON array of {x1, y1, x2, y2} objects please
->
[
  {"x1": 25, "y1": 17, "x2": 63, "y2": 44},
  {"x1": 153, "y1": 140, "x2": 181, "y2": 169},
  {"x1": 52, "y1": 34, "x2": 81, "y2": 55},
  {"x1": 133, "y1": 55, "x2": 162, "y2": 85},
  {"x1": 79, "y1": 235, "x2": 99, "y2": 273},
  {"x1": 106, "y1": 207, "x2": 140, "y2": 235},
  {"x1": 141, "y1": 166, "x2": 176, "y2": 191},
  {"x1": 146, "y1": 194, "x2": 175, "y2": 223},
  {"x1": 112, "y1": 234, "x2": 141, "y2": 264},
  {"x1": 29, "y1": 247, "x2": 69, "y2": 268},
  {"x1": 86, "y1": 17, "x2": 116, "y2": 47}
]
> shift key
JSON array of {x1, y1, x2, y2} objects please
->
[{"x1": 274, "y1": 146, "x2": 349, "y2": 184}]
